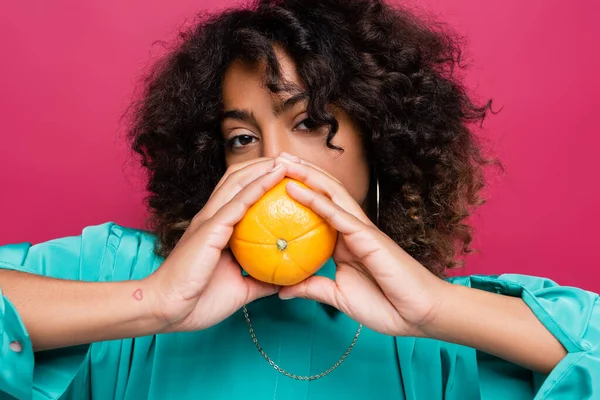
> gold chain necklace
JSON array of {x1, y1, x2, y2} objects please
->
[{"x1": 242, "y1": 305, "x2": 363, "y2": 381}]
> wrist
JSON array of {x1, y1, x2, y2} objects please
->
[
  {"x1": 105, "y1": 278, "x2": 170, "y2": 338},
  {"x1": 414, "y1": 279, "x2": 460, "y2": 340},
  {"x1": 138, "y1": 275, "x2": 177, "y2": 334}
]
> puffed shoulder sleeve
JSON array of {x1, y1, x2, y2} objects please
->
[
  {"x1": 0, "y1": 222, "x2": 159, "y2": 400},
  {"x1": 449, "y1": 274, "x2": 600, "y2": 399}
]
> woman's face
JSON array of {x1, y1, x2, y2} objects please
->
[{"x1": 220, "y1": 46, "x2": 371, "y2": 208}]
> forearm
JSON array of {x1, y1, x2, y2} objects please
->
[
  {"x1": 422, "y1": 281, "x2": 567, "y2": 374},
  {"x1": 0, "y1": 270, "x2": 163, "y2": 351}
]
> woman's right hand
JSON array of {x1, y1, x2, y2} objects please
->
[{"x1": 144, "y1": 157, "x2": 287, "y2": 333}]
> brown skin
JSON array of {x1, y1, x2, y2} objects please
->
[{"x1": 220, "y1": 46, "x2": 370, "y2": 209}]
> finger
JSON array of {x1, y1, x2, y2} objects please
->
[
  {"x1": 244, "y1": 276, "x2": 280, "y2": 303},
  {"x1": 275, "y1": 155, "x2": 373, "y2": 226},
  {"x1": 277, "y1": 152, "x2": 342, "y2": 185},
  {"x1": 278, "y1": 275, "x2": 341, "y2": 309},
  {"x1": 203, "y1": 163, "x2": 288, "y2": 249},
  {"x1": 212, "y1": 157, "x2": 274, "y2": 194},
  {"x1": 191, "y1": 158, "x2": 276, "y2": 229},
  {"x1": 286, "y1": 182, "x2": 386, "y2": 262},
  {"x1": 285, "y1": 180, "x2": 366, "y2": 236}
]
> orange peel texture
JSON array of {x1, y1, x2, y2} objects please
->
[{"x1": 230, "y1": 178, "x2": 338, "y2": 286}]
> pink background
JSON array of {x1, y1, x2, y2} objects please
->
[{"x1": 0, "y1": 0, "x2": 598, "y2": 291}]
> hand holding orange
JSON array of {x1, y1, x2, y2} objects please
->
[{"x1": 230, "y1": 178, "x2": 338, "y2": 286}]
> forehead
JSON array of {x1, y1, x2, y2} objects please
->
[{"x1": 221, "y1": 46, "x2": 305, "y2": 107}]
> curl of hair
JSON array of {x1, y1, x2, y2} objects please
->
[{"x1": 126, "y1": 0, "x2": 501, "y2": 277}]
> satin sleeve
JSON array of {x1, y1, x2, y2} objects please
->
[
  {"x1": 0, "y1": 222, "x2": 159, "y2": 400},
  {"x1": 449, "y1": 274, "x2": 600, "y2": 399}
]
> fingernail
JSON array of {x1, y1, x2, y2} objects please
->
[
  {"x1": 268, "y1": 163, "x2": 283, "y2": 172},
  {"x1": 279, "y1": 293, "x2": 295, "y2": 300},
  {"x1": 286, "y1": 180, "x2": 303, "y2": 190},
  {"x1": 279, "y1": 152, "x2": 301, "y2": 162}
]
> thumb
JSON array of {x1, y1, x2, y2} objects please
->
[
  {"x1": 243, "y1": 276, "x2": 280, "y2": 303},
  {"x1": 278, "y1": 276, "x2": 341, "y2": 310}
]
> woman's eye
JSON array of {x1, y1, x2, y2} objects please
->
[
  {"x1": 228, "y1": 134, "x2": 257, "y2": 149},
  {"x1": 295, "y1": 118, "x2": 320, "y2": 131}
]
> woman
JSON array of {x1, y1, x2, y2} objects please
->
[{"x1": 1, "y1": 0, "x2": 598, "y2": 398}]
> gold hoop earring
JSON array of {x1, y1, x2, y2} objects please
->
[{"x1": 375, "y1": 170, "x2": 380, "y2": 228}]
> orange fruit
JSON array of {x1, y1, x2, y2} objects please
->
[{"x1": 230, "y1": 178, "x2": 338, "y2": 286}]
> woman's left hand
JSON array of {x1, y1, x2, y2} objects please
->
[{"x1": 275, "y1": 153, "x2": 452, "y2": 337}]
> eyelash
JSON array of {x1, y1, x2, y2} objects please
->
[{"x1": 225, "y1": 117, "x2": 323, "y2": 150}]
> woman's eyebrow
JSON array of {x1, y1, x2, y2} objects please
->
[
  {"x1": 221, "y1": 92, "x2": 309, "y2": 125},
  {"x1": 221, "y1": 109, "x2": 257, "y2": 125},
  {"x1": 272, "y1": 92, "x2": 309, "y2": 116}
]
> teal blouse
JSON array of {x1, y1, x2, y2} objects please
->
[{"x1": 0, "y1": 222, "x2": 598, "y2": 399}]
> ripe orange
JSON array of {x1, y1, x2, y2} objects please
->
[{"x1": 230, "y1": 178, "x2": 338, "y2": 286}]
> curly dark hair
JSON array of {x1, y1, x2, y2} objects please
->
[{"x1": 126, "y1": 0, "x2": 500, "y2": 277}]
